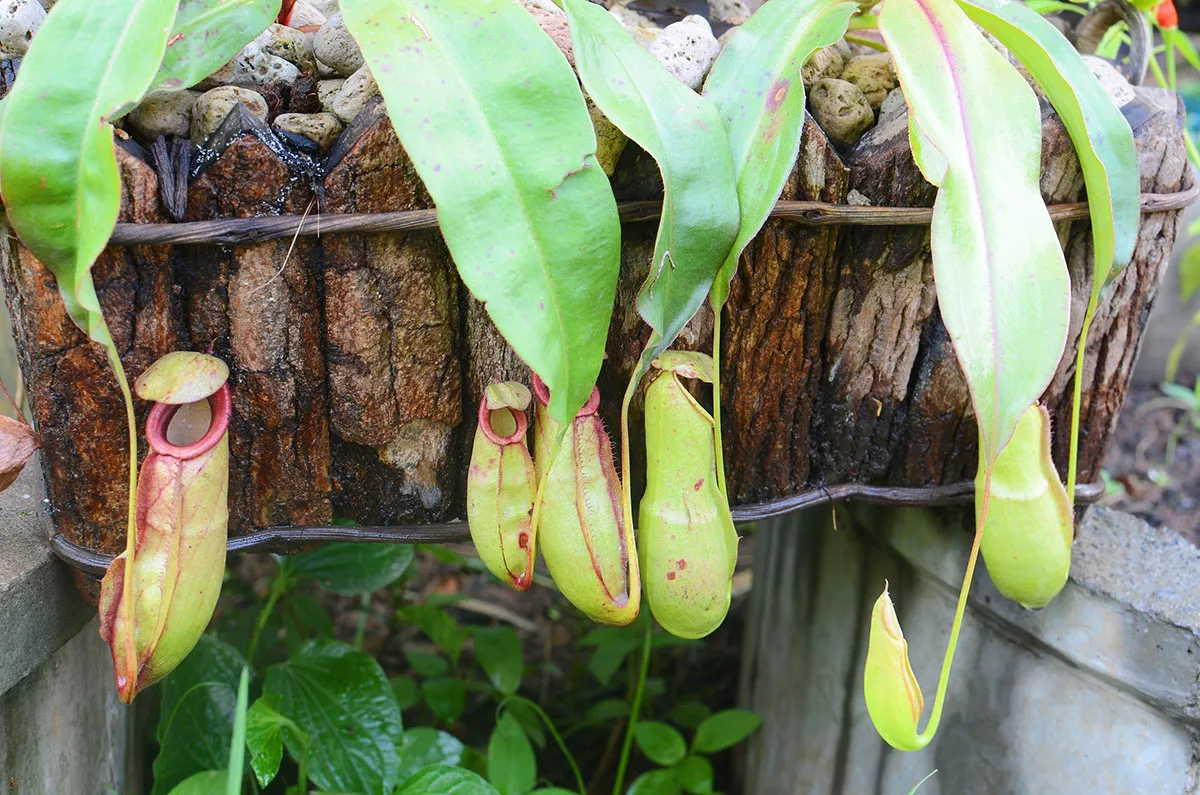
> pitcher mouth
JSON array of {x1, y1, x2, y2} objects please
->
[
  {"x1": 478, "y1": 400, "x2": 529, "y2": 446},
  {"x1": 532, "y1": 374, "x2": 601, "y2": 418},
  {"x1": 145, "y1": 383, "x2": 232, "y2": 460}
]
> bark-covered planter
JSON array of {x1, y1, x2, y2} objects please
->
[{"x1": 0, "y1": 74, "x2": 1189, "y2": 567}]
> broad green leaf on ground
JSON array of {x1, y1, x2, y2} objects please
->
[
  {"x1": 153, "y1": 636, "x2": 247, "y2": 795},
  {"x1": 264, "y1": 640, "x2": 403, "y2": 794},
  {"x1": 395, "y1": 765, "x2": 501, "y2": 795},
  {"x1": 245, "y1": 695, "x2": 307, "y2": 788},
  {"x1": 879, "y1": 0, "x2": 1071, "y2": 465},
  {"x1": 702, "y1": 0, "x2": 858, "y2": 309},
  {"x1": 399, "y1": 603, "x2": 467, "y2": 664},
  {"x1": 166, "y1": 771, "x2": 224, "y2": 795},
  {"x1": 958, "y1": 0, "x2": 1138, "y2": 292},
  {"x1": 627, "y1": 769, "x2": 682, "y2": 795},
  {"x1": 396, "y1": 728, "x2": 466, "y2": 783},
  {"x1": 0, "y1": 0, "x2": 176, "y2": 354},
  {"x1": 421, "y1": 677, "x2": 467, "y2": 723},
  {"x1": 690, "y1": 709, "x2": 763, "y2": 753},
  {"x1": 153, "y1": 0, "x2": 281, "y2": 92},
  {"x1": 674, "y1": 755, "x2": 714, "y2": 794},
  {"x1": 565, "y1": 0, "x2": 739, "y2": 363},
  {"x1": 634, "y1": 721, "x2": 688, "y2": 767},
  {"x1": 472, "y1": 626, "x2": 523, "y2": 696},
  {"x1": 391, "y1": 676, "x2": 422, "y2": 711},
  {"x1": 487, "y1": 712, "x2": 536, "y2": 795},
  {"x1": 342, "y1": 0, "x2": 621, "y2": 425},
  {"x1": 282, "y1": 542, "x2": 415, "y2": 594}
]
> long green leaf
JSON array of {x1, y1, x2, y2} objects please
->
[
  {"x1": 879, "y1": 0, "x2": 1070, "y2": 465},
  {"x1": 565, "y1": 0, "x2": 739, "y2": 361},
  {"x1": 153, "y1": 0, "x2": 281, "y2": 92},
  {"x1": 958, "y1": 0, "x2": 1138, "y2": 288},
  {"x1": 702, "y1": 0, "x2": 858, "y2": 309},
  {"x1": 341, "y1": 0, "x2": 621, "y2": 425},
  {"x1": 225, "y1": 666, "x2": 251, "y2": 795},
  {"x1": 0, "y1": 0, "x2": 179, "y2": 691}
]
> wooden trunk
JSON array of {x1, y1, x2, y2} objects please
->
[{"x1": 0, "y1": 86, "x2": 1188, "y2": 561}]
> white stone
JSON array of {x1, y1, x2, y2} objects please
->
[
  {"x1": 328, "y1": 64, "x2": 377, "y2": 123},
  {"x1": 313, "y1": 12, "x2": 364, "y2": 77},
  {"x1": 1082, "y1": 55, "x2": 1136, "y2": 108},
  {"x1": 306, "y1": 0, "x2": 339, "y2": 16},
  {"x1": 273, "y1": 111, "x2": 343, "y2": 152},
  {"x1": 191, "y1": 86, "x2": 269, "y2": 143},
  {"x1": 287, "y1": 0, "x2": 327, "y2": 29},
  {"x1": 648, "y1": 15, "x2": 721, "y2": 91},
  {"x1": 0, "y1": 0, "x2": 45, "y2": 60},
  {"x1": 127, "y1": 90, "x2": 200, "y2": 142},
  {"x1": 317, "y1": 78, "x2": 345, "y2": 113},
  {"x1": 233, "y1": 34, "x2": 302, "y2": 86},
  {"x1": 709, "y1": 0, "x2": 751, "y2": 23}
]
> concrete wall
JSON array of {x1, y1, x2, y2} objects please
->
[
  {"x1": 0, "y1": 460, "x2": 130, "y2": 794},
  {"x1": 740, "y1": 504, "x2": 1200, "y2": 794}
]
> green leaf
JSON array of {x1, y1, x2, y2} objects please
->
[
  {"x1": 392, "y1": 676, "x2": 422, "y2": 712},
  {"x1": 702, "y1": 0, "x2": 858, "y2": 309},
  {"x1": 1164, "y1": 27, "x2": 1200, "y2": 73},
  {"x1": 584, "y1": 697, "x2": 630, "y2": 725},
  {"x1": 342, "y1": 0, "x2": 622, "y2": 425},
  {"x1": 565, "y1": 0, "x2": 740, "y2": 362},
  {"x1": 0, "y1": 0, "x2": 176, "y2": 355},
  {"x1": 245, "y1": 695, "x2": 307, "y2": 789},
  {"x1": 635, "y1": 721, "x2": 688, "y2": 767},
  {"x1": 907, "y1": 769, "x2": 939, "y2": 795},
  {"x1": 396, "y1": 765, "x2": 502, "y2": 795},
  {"x1": 674, "y1": 755, "x2": 714, "y2": 794},
  {"x1": 153, "y1": 636, "x2": 247, "y2": 795},
  {"x1": 472, "y1": 627, "x2": 523, "y2": 696},
  {"x1": 958, "y1": 0, "x2": 1139, "y2": 294},
  {"x1": 1181, "y1": 243, "x2": 1200, "y2": 303},
  {"x1": 691, "y1": 709, "x2": 762, "y2": 754},
  {"x1": 153, "y1": 0, "x2": 280, "y2": 92},
  {"x1": 879, "y1": 0, "x2": 1071, "y2": 465},
  {"x1": 627, "y1": 769, "x2": 682, "y2": 795},
  {"x1": 226, "y1": 667, "x2": 251, "y2": 795},
  {"x1": 283, "y1": 542, "x2": 415, "y2": 595},
  {"x1": 503, "y1": 699, "x2": 547, "y2": 749},
  {"x1": 166, "y1": 771, "x2": 224, "y2": 795},
  {"x1": 396, "y1": 728, "x2": 466, "y2": 783},
  {"x1": 487, "y1": 712, "x2": 536, "y2": 795},
  {"x1": 421, "y1": 677, "x2": 468, "y2": 723},
  {"x1": 531, "y1": 789, "x2": 580, "y2": 795},
  {"x1": 264, "y1": 640, "x2": 403, "y2": 794},
  {"x1": 400, "y1": 603, "x2": 467, "y2": 664},
  {"x1": 406, "y1": 649, "x2": 451, "y2": 678},
  {"x1": 580, "y1": 627, "x2": 642, "y2": 685},
  {"x1": 667, "y1": 701, "x2": 711, "y2": 730}
]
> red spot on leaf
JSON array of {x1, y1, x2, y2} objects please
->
[
  {"x1": 667, "y1": 571, "x2": 677, "y2": 580},
  {"x1": 767, "y1": 79, "x2": 790, "y2": 111},
  {"x1": 693, "y1": 478, "x2": 704, "y2": 491},
  {"x1": 518, "y1": 532, "x2": 529, "y2": 549},
  {"x1": 166, "y1": 33, "x2": 184, "y2": 47},
  {"x1": 676, "y1": 559, "x2": 686, "y2": 570}
]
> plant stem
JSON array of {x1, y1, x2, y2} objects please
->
[
  {"x1": 844, "y1": 33, "x2": 888, "y2": 52},
  {"x1": 1066, "y1": 307, "x2": 1096, "y2": 503},
  {"x1": 248, "y1": 571, "x2": 288, "y2": 664},
  {"x1": 501, "y1": 697, "x2": 587, "y2": 795},
  {"x1": 848, "y1": 12, "x2": 879, "y2": 30},
  {"x1": 1149, "y1": 51, "x2": 1169, "y2": 89},
  {"x1": 711, "y1": 307, "x2": 728, "y2": 500},
  {"x1": 613, "y1": 624, "x2": 652, "y2": 795},
  {"x1": 1167, "y1": 34, "x2": 1178, "y2": 92},
  {"x1": 108, "y1": 343, "x2": 139, "y2": 694},
  {"x1": 353, "y1": 592, "x2": 371, "y2": 650},
  {"x1": 912, "y1": 469, "x2": 992, "y2": 748}
]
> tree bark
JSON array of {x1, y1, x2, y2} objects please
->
[{"x1": 0, "y1": 87, "x2": 1187, "y2": 562}]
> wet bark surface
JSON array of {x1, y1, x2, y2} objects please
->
[{"x1": 1, "y1": 88, "x2": 1187, "y2": 558}]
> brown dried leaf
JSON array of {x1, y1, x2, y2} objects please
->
[{"x1": 0, "y1": 414, "x2": 40, "y2": 492}]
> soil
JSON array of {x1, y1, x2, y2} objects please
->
[{"x1": 1101, "y1": 382, "x2": 1200, "y2": 545}]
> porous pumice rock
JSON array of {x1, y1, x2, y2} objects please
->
[
  {"x1": 317, "y1": 78, "x2": 345, "y2": 112},
  {"x1": 273, "y1": 111, "x2": 342, "y2": 152},
  {"x1": 263, "y1": 23, "x2": 318, "y2": 75},
  {"x1": 306, "y1": 0, "x2": 339, "y2": 16},
  {"x1": 313, "y1": 12, "x2": 364, "y2": 77},
  {"x1": 233, "y1": 35, "x2": 302, "y2": 86},
  {"x1": 709, "y1": 0, "x2": 751, "y2": 23},
  {"x1": 840, "y1": 52, "x2": 896, "y2": 108},
  {"x1": 833, "y1": 37, "x2": 852, "y2": 60},
  {"x1": 327, "y1": 64, "x2": 378, "y2": 123},
  {"x1": 877, "y1": 86, "x2": 907, "y2": 123},
  {"x1": 1082, "y1": 54, "x2": 1136, "y2": 108},
  {"x1": 718, "y1": 25, "x2": 740, "y2": 48},
  {"x1": 610, "y1": 4, "x2": 660, "y2": 47},
  {"x1": 191, "y1": 86, "x2": 269, "y2": 144},
  {"x1": 0, "y1": 0, "x2": 45, "y2": 60},
  {"x1": 588, "y1": 100, "x2": 627, "y2": 176},
  {"x1": 530, "y1": 6, "x2": 573, "y2": 66},
  {"x1": 808, "y1": 78, "x2": 874, "y2": 147},
  {"x1": 521, "y1": 0, "x2": 564, "y2": 14},
  {"x1": 127, "y1": 90, "x2": 200, "y2": 142},
  {"x1": 648, "y1": 15, "x2": 721, "y2": 91},
  {"x1": 287, "y1": 0, "x2": 327, "y2": 29},
  {"x1": 801, "y1": 44, "x2": 844, "y2": 89}
]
